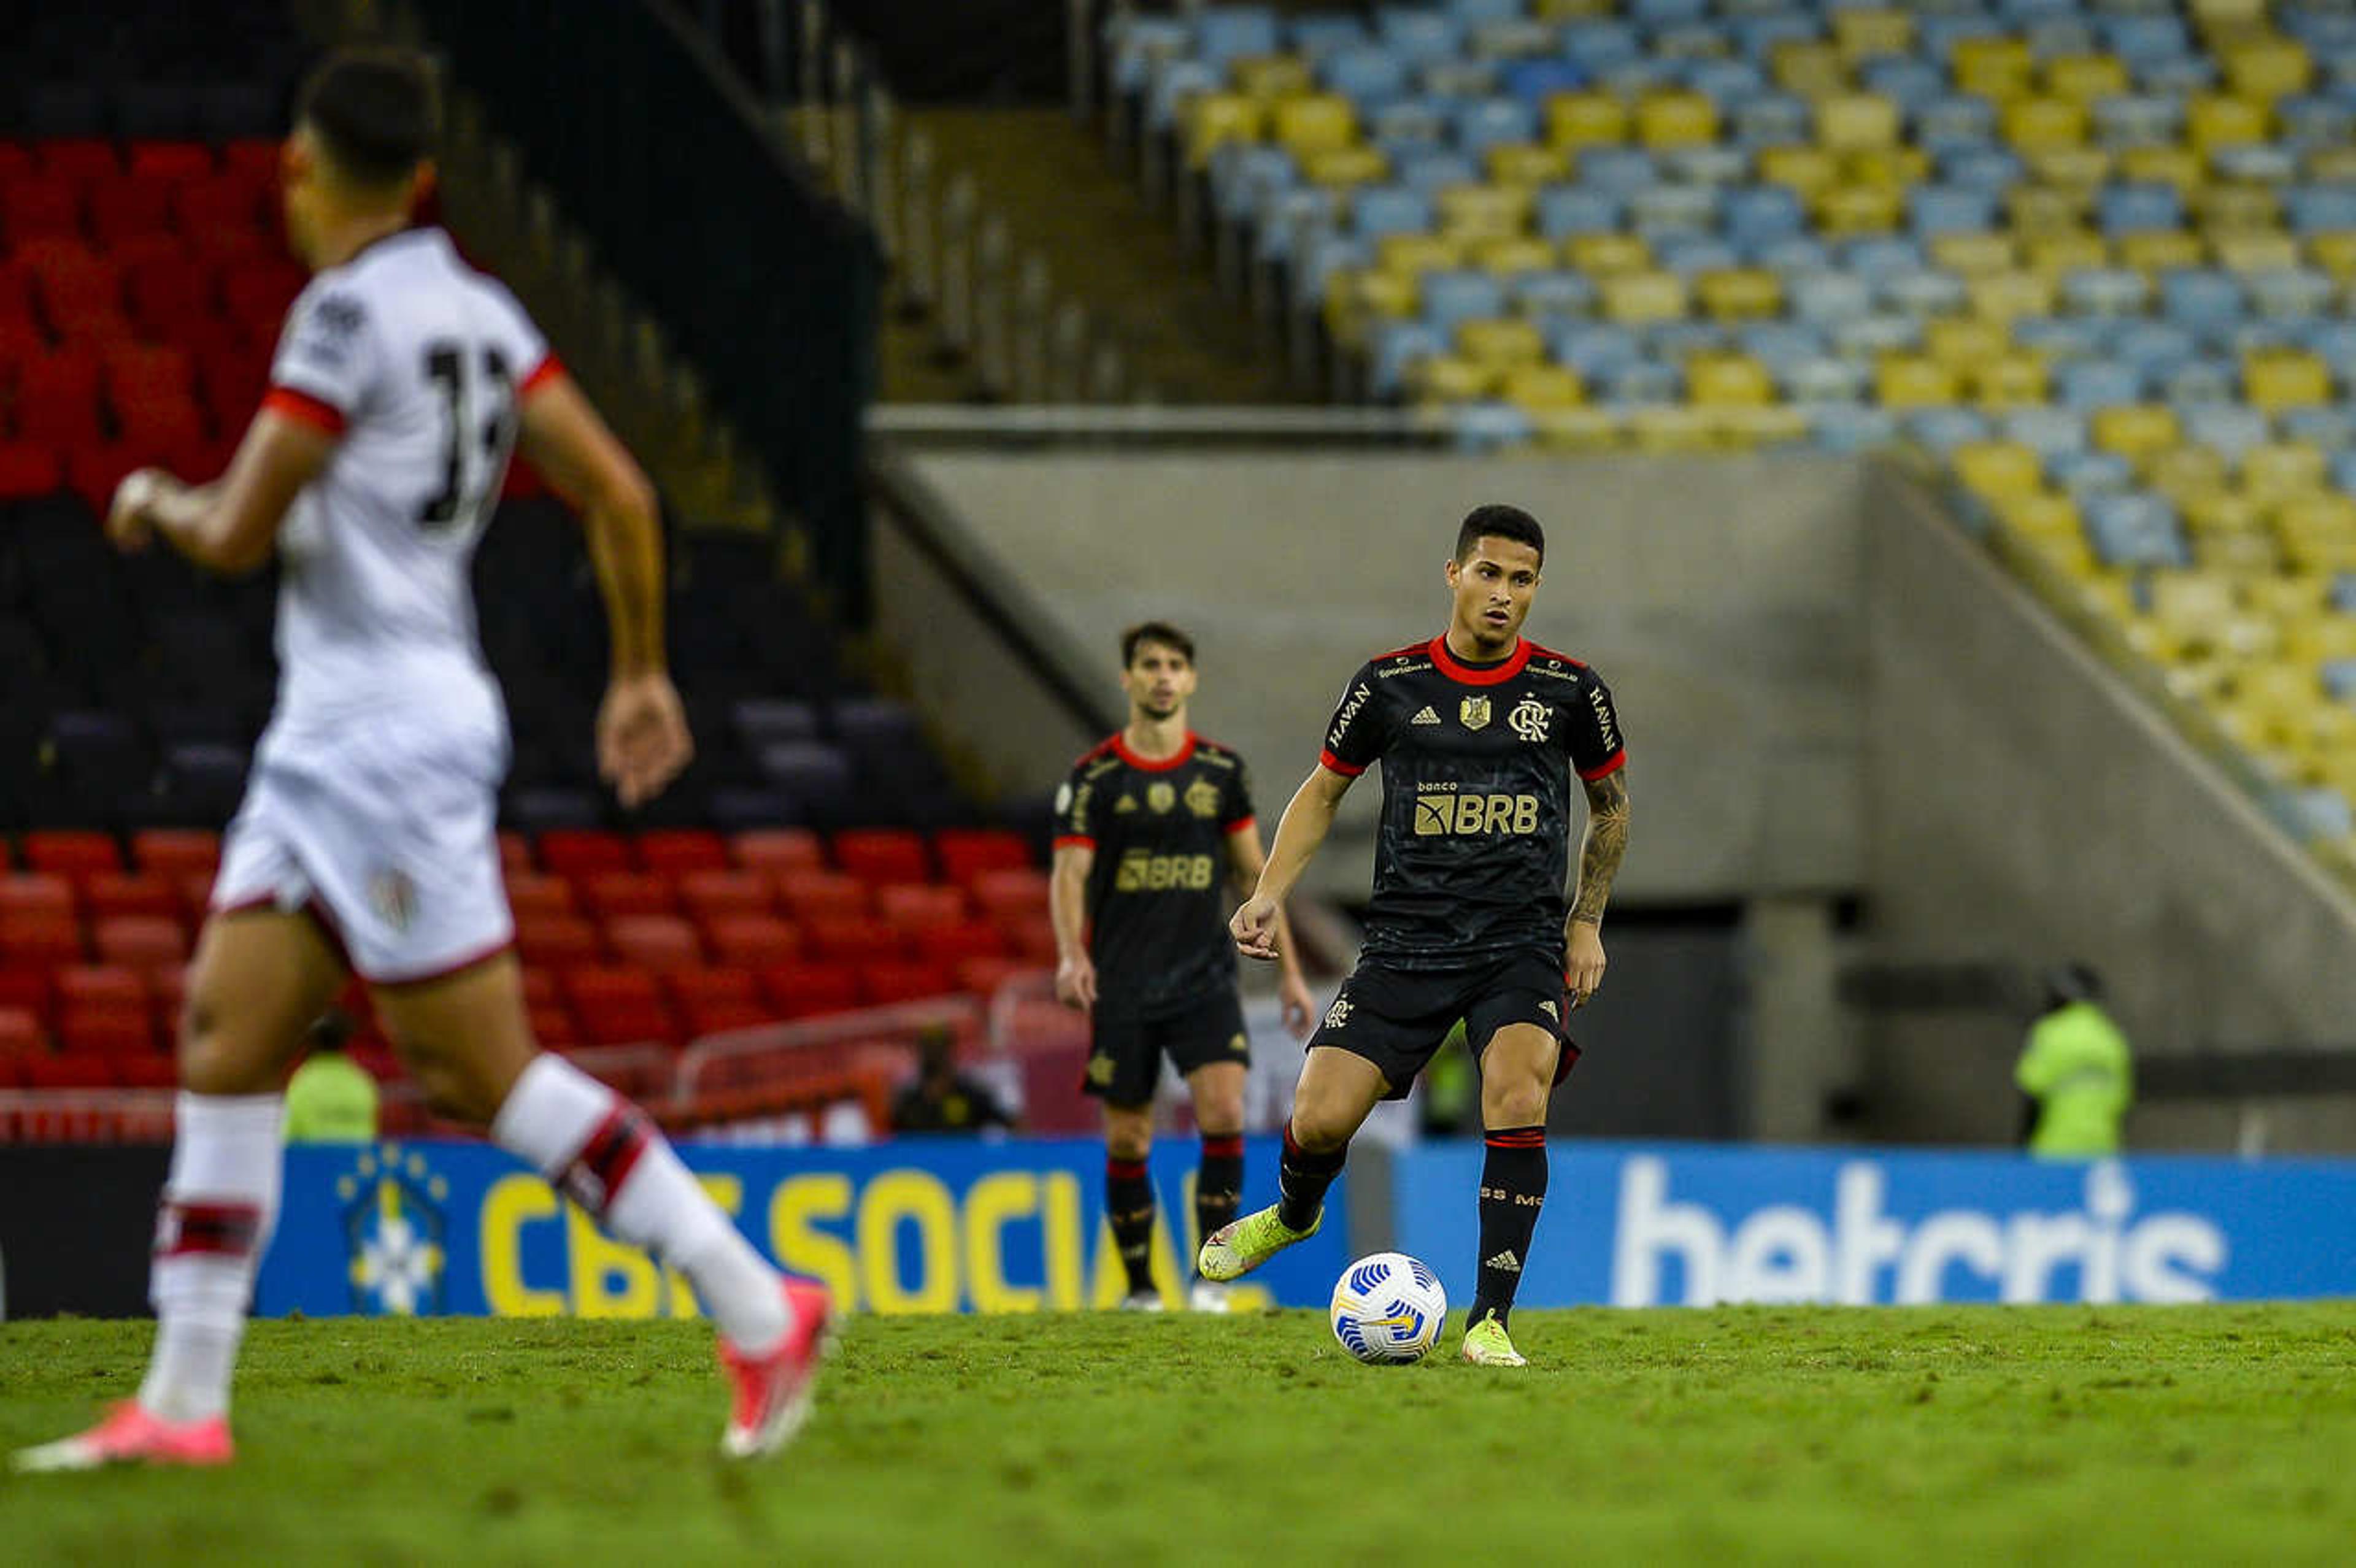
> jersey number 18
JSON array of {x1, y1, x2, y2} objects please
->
[{"x1": 418, "y1": 341, "x2": 517, "y2": 534}]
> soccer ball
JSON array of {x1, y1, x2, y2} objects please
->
[{"x1": 1328, "y1": 1251, "x2": 1447, "y2": 1365}]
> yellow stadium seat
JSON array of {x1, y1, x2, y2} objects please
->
[
  {"x1": 2149, "y1": 572, "x2": 2244, "y2": 642},
  {"x1": 1628, "y1": 406, "x2": 1722, "y2": 453},
  {"x1": 1545, "y1": 92, "x2": 1626, "y2": 150},
  {"x1": 2117, "y1": 231, "x2": 2205, "y2": 272},
  {"x1": 1378, "y1": 234, "x2": 1464, "y2": 275},
  {"x1": 1874, "y1": 354, "x2": 1960, "y2": 409},
  {"x1": 1951, "y1": 440, "x2": 2043, "y2": 499},
  {"x1": 2147, "y1": 448, "x2": 2232, "y2": 500},
  {"x1": 2212, "y1": 230, "x2": 2300, "y2": 272},
  {"x1": 2025, "y1": 147, "x2": 2112, "y2": 190},
  {"x1": 1437, "y1": 183, "x2": 1531, "y2": 240},
  {"x1": 1813, "y1": 183, "x2": 1902, "y2": 236},
  {"x1": 1970, "y1": 356, "x2": 2051, "y2": 410},
  {"x1": 2006, "y1": 185, "x2": 2092, "y2": 236},
  {"x1": 2306, "y1": 232, "x2": 2356, "y2": 281},
  {"x1": 1230, "y1": 56, "x2": 1314, "y2": 101},
  {"x1": 1952, "y1": 37, "x2": 2034, "y2": 100},
  {"x1": 1409, "y1": 355, "x2": 1499, "y2": 402},
  {"x1": 2022, "y1": 529, "x2": 2099, "y2": 580},
  {"x1": 1694, "y1": 267, "x2": 1782, "y2": 322},
  {"x1": 2186, "y1": 93, "x2": 2271, "y2": 152},
  {"x1": 1564, "y1": 233, "x2": 1652, "y2": 275},
  {"x1": 2306, "y1": 147, "x2": 2356, "y2": 182},
  {"x1": 1930, "y1": 233, "x2": 2017, "y2": 275},
  {"x1": 1832, "y1": 9, "x2": 1914, "y2": 64},
  {"x1": 2223, "y1": 38, "x2": 2313, "y2": 103},
  {"x1": 1527, "y1": 404, "x2": 1622, "y2": 452},
  {"x1": 2117, "y1": 146, "x2": 2207, "y2": 192},
  {"x1": 2288, "y1": 606, "x2": 2356, "y2": 660},
  {"x1": 2243, "y1": 351, "x2": 2332, "y2": 413},
  {"x1": 2274, "y1": 493, "x2": 2356, "y2": 553},
  {"x1": 1995, "y1": 491, "x2": 2082, "y2": 543},
  {"x1": 1330, "y1": 267, "x2": 1419, "y2": 325},
  {"x1": 2092, "y1": 405, "x2": 2181, "y2": 459},
  {"x1": 1272, "y1": 94, "x2": 1357, "y2": 158},
  {"x1": 2192, "y1": 183, "x2": 2282, "y2": 231},
  {"x1": 1757, "y1": 145, "x2": 1839, "y2": 195},
  {"x1": 2044, "y1": 54, "x2": 2131, "y2": 104},
  {"x1": 1636, "y1": 91, "x2": 1717, "y2": 148},
  {"x1": 1184, "y1": 94, "x2": 1264, "y2": 169},
  {"x1": 1842, "y1": 147, "x2": 1931, "y2": 189},
  {"x1": 1968, "y1": 270, "x2": 2059, "y2": 321},
  {"x1": 1713, "y1": 405, "x2": 1809, "y2": 448},
  {"x1": 1534, "y1": 0, "x2": 1615, "y2": 17},
  {"x1": 1600, "y1": 270, "x2": 1689, "y2": 324},
  {"x1": 1456, "y1": 317, "x2": 1547, "y2": 369},
  {"x1": 2179, "y1": 487, "x2": 2266, "y2": 536},
  {"x1": 2244, "y1": 573, "x2": 2331, "y2": 619},
  {"x1": 2022, "y1": 231, "x2": 2109, "y2": 276},
  {"x1": 1927, "y1": 319, "x2": 2009, "y2": 367},
  {"x1": 2193, "y1": 530, "x2": 2282, "y2": 573},
  {"x1": 1771, "y1": 41, "x2": 1848, "y2": 97},
  {"x1": 1814, "y1": 93, "x2": 1901, "y2": 153},
  {"x1": 2240, "y1": 442, "x2": 2329, "y2": 504},
  {"x1": 1302, "y1": 145, "x2": 1388, "y2": 187},
  {"x1": 1685, "y1": 353, "x2": 1775, "y2": 407},
  {"x1": 1501, "y1": 365, "x2": 1585, "y2": 409},
  {"x1": 2003, "y1": 96, "x2": 2090, "y2": 150},
  {"x1": 1486, "y1": 144, "x2": 1570, "y2": 187},
  {"x1": 1472, "y1": 236, "x2": 1558, "y2": 277}
]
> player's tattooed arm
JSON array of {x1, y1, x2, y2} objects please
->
[{"x1": 1568, "y1": 769, "x2": 1630, "y2": 929}]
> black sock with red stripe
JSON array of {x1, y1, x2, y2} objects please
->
[
  {"x1": 1471, "y1": 1126, "x2": 1547, "y2": 1331},
  {"x1": 1276, "y1": 1121, "x2": 1346, "y2": 1232},
  {"x1": 1195, "y1": 1134, "x2": 1244, "y2": 1256},
  {"x1": 1106, "y1": 1156, "x2": 1158, "y2": 1296}
]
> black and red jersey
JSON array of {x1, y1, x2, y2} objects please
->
[
  {"x1": 1053, "y1": 732, "x2": 1257, "y2": 1018},
  {"x1": 1319, "y1": 635, "x2": 1624, "y2": 969}
]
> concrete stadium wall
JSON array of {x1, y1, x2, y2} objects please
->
[
  {"x1": 895, "y1": 450, "x2": 1869, "y2": 905},
  {"x1": 1861, "y1": 469, "x2": 2356, "y2": 1152}
]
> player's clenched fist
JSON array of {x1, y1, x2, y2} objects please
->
[
  {"x1": 1053, "y1": 953, "x2": 1096, "y2": 1012},
  {"x1": 1230, "y1": 894, "x2": 1281, "y2": 961},
  {"x1": 1565, "y1": 919, "x2": 1607, "y2": 1007},
  {"x1": 596, "y1": 672, "x2": 694, "y2": 809},
  {"x1": 106, "y1": 469, "x2": 166, "y2": 553}
]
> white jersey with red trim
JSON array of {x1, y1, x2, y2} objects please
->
[{"x1": 260, "y1": 225, "x2": 556, "y2": 754}]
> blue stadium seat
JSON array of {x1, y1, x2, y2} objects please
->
[
  {"x1": 1646, "y1": 321, "x2": 1726, "y2": 361},
  {"x1": 1910, "y1": 185, "x2": 2001, "y2": 236},
  {"x1": 2289, "y1": 183, "x2": 2356, "y2": 234},
  {"x1": 1655, "y1": 237, "x2": 1741, "y2": 277},
  {"x1": 2157, "y1": 360, "x2": 2238, "y2": 409},
  {"x1": 1878, "y1": 269, "x2": 1968, "y2": 317},
  {"x1": 1843, "y1": 236, "x2": 1927, "y2": 278},
  {"x1": 1447, "y1": 401, "x2": 1534, "y2": 452},
  {"x1": 1420, "y1": 269, "x2": 1508, "y2": 331},
  {"x1": 2050, "y1": 450, "x2": 2138, "y2": 499},
  {"x1": 2099, "y1": 14, "x2": 2192, "y2": 66},
  {"x1": 1859, "y1": 58, "x2": 1948, "y2": 113},
  {"x1": 1593, "y1": 360, "x2": 1682, "y2": 405},
  {"x1": 1728, "y1": 15, "x2": 1823, "y2": 63},
  {"x1": 1685, "y1": 60, "x2": 1769, "y2": 108},
  {"x1": 2063, "y1": 267, "x2": 2157, "y2": 317},
  {"x1": 2012, "y1": 317, "x2": 2106, "y2": 361},
  {"x1": 1628, "y1": 183, "x2": 1721, "y2": 236},
  {"x1": 1788, "y1": 271, "x2": 1873, "y2": 325},
  {"x1": 1563, "y1": 21, "x2": 1645, "y2": 73},
  {"x1": 1577, "y1": 148, "x2": 1661, "y2": 194},
  {"x1": 1507, "y1": 269, "x2": 1598, "y2": 320},
  {"x1": 1907, "y1": 409, "x2": 1993, "y2": 453},
  {"x1": 1780, "y1": 357, "x2": 1873, "y2": 404},
  {"x1": 1536, "y1": 186, "x2": 1623, "y2": 239},
  {"x1": 2158, "y1": 269, "x2": 2247, "y2": 330},
  {"x1": 2277, "y1": 96, "x2": 2354, "y2": 149},
  {"x1": 1547, "y1": 322, "x2": 1642, "y2": 377},
  {"x1": 1724, "y1": 185, "x2": 1807, "y2": 249},
  {"x1": 1352, "y1": 183, "x2": 1434, "y2": 239},
  {"x1": 1211, "y1": 144, "x2": 1298, "y2": 223},
  {"x1": 2001, "y1": 407, "x2": 2089, "y2": 460},
  {"x1": 1320, "y1": 45, "x2": 1413, "y2": 107},
  {"x1": 1914, "y1": 95, "x2": 2000, "y2": 155},
  {"x1": 1447, "y1": 0, "x2": 1527, "y2": 25},
  {"x1": 2098, "y1": 183, "x2": 2185, "y2": 237},
  {"x1": 1287, "y1": 13, "x2": 1370, "y2": 58},
  {"x1": 1397, "y1": 150, "x2": 1481, "y2": 193},
  {"x1": 2308, "y1": 321, "x2": 2356, "y2": 380},
  {"x1": 2082, "y1": 493, "x2": 2190, "y2": 568},
  {"x1": 2090, "y1": 94, "x2": 2186, "y2": 148},
  {"x1": 2133, "y1": 54, "x2": 2215, "y2": 94},
  {"x1": 2282, "y1": 787, "x2": 2354, "y2": 841},
  {"x1": 1452, "y1": 96, "x2": 1539, "y2": 153},
  {"x1": 1728, "y1": 93, "x2": 1811, "y2": 147},
  {"x1": 1939, "y1": 147, "x2": 2028, "y2": 191},
  {"x1": 1629, "y1": 0, "x2": 1711, "y2": 26},
  {"x1": 2247, "y1": 269, "x2": 2335, "y2": 320},
  {"x1": 2281, "y1": 408, "x2": 2356, "y2": 451},
  {"x1": 2055, "y1": 359, "x2": 2147, "y2": 412},
  {"x1": 1800, "y1": 404, "x2": 1899, "y2": 454},
  {"x1": 1368, "y1": 320, "x2": 1448, "y2": 399},
  {"x1": 1195, "y1": 7, "x2": 1281, "y2": 69},
  {"x1": 2109, "y1": 321, "x2": 2200, "y2": 378},
  {"x1": 1376, "y1": 6, "x2": 1466, "y2": 64},
  {"x1": 1503, "y1": 59, "x2": 1588, "y2": 107},
  {"x1": 1737, "y1": 322, "x2": 1828, "y2": 378},
  {"x1": 1751, "y1": 236, "x2": 1832, "y2": 273},
  {"x1": 2182, "y1": 405, "x2": 2273, "y2": 463},
  {"x1": 1831, "y1": 313, "x2": 1921, "y2": 359},
  {"x1": 1370, "y1": 98, "x2": 1450, "y2": 152}
]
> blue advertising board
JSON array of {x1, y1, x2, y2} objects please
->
[
  {"x1": 256, "y1": 1136, "x2": 1347, "y2": 1318},
  {"x1": 1392, "y1": 1142, "x2": 2356, "y2": 1309}
]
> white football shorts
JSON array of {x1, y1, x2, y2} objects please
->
[{"x1": 211, "y1": 704, "x2": 513, "y2": 984}]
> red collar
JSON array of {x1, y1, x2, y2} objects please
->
[
  {"x1": 1112, "y1": 730, "x2": 1197, "y2": 772},
  {"x1": 1429, "y1": 635, "x2": 1531, "y2": 686}
]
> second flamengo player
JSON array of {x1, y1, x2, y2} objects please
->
[{"x1": 1052, "y1": 622, "x2": 1316, "y2": 1312}]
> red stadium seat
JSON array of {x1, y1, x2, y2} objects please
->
[
  {"x1": 126, "y1": 142, "x2": 217, "y2": 181},
  {"x1": 858, "y1": 960, "x2": 953, "y2": 1007},
  {"x1": 196, "y1": 346, "x2": 271, "y2": 428},
  {"x1": 877, "y1": 883, "x2": 967, "y2": 933},
  {"x1": 173, "y1": 175, "x2": 264, "y2": 234},
  {"x1": 731, "y1": 828, "x2": 824, "y2": 877},
  {"x1": 23, "y1": 831, "x2": 121, "y2": 883},
  {"x1": 92, "y1": 915, "x2": 188, "y2": 973},
  {"x1": 498, "y1": 831, "x2": 536, "y2": 875},
  {"x1": 502, "y1": 872, "x2": 576, "y2": 924},
  {"x1": 0, "y1": 968, "x2": 53, "y2": 1024},
  {"x1": 804, "y1": 916, "x2": 904, "y2": 963},
  {"x1": 1, "y1": 174, "x2": 82, "y2": 240},
  {"x1": 971, "y1": 868, "x2": 1052, "y2": 921},
  {"x1": 831, "y1": 829, "x2": 931, "y2": 886},
  {"x1": 174, "y1": 872, "x2": 219, "y2": 921},
  {"x1": 537, "y1": 829, "x2": 632, "y2": 878},
  {"x1": 678, "y1": 869, "x2": 775, "y2": 923},
  {"x1": 58, "y1": 1008, "x2": 155, "y2": 1058},
  {"x1": 220, "y1": 141, "x2": 279, "y2": 181},
  {"x1": 520, "y1": 966, "x2": 560, "y2": 1009},
  {"x1": 953, "y1": 956, "x2": 1034, "y2": 996},
  {"x1": 33, "y1": 255, "x2": 128, "y2": 340},
  {"x1": 13, "y1": 350, "x2": 104, "y2": 446},
  {"x1": 83, "y1": 872, "x2": 182, "y2": 922},
  {"x1": 131, "y1": 829, "x2": 221, "y2": 881},
  {"x1": 1003, "y1": 918, "x2": 1060, "y2": 964},
  {"x1": 579, "y1": 871, "x2": 677, "y2": 920},
  {"x1": 529, "y1": 1006, "x2": 581, "y2": 1050},
  {"x1": 103, "y1": 340, "x2": 196, "y2": 402},
  {"x1": 917, "y1": 921, "x2": 1012, "y2": 966},
  {"x1": 115, "y1": 393, "x2": 206, "y2": 450},
  {"x1": 114, "y1": 1053, "x2": 182, "y2": 1090},
  {"x1": 758, "y1": 962, "x2": 861, "y2": 1020},
  {"x1": 703, "y1": 915, "x2": 804, "y2": 969},
  {"x1": 515, "y1": 915, "x2": 602, "y2": 967},
  {"x1": 23, "y1": 1053, "x2": 117, "y2": 1090},
  {"x1": 0, "y1": 144, "x2": 33, "y2": 179},
  {"x1": 37, "y1": 140, "x2": 121, "y2": 182},
  {"x1": 88, "y1": 175, "x2": 177, "y2": 245},
  {"x1": 150, "y1": 966, "x2": 188, "y2": 1037},
  {"x1": 55, "y1": 964, "x2": 148, "y2": 1016},
  {"x1": 0, "y1": 442, "x2": 64, "y2": 498},
  {"x1": 0, "y1": 1005, "x2": 46, "y2": 1059},
  {"x1": 777, "y1": 870, "x2": 868, "y2": 923},
  {"x1": 559, "y1": 966, "x2": 676, "y2": 1047},
  {"x1": 604, "y1": 914, "x2": 704, "y2": 972},
  {"x1": 0, "y1": 874, "x2": 76, "y2": 921},
  {"x1": 664, "y1": 967, "x2": 769, "y2": 1036},
  {"x1": 934, "y1": 828, "x2": 1034, "y2": 885},
  {"x1": 0, "y1": 915, "x2": 83, "y2": 967},
  {"x1": 635, "y1": 830, "x2": 730, "y2": 877},
  {"x1": 218, "y1": 258, "x2": 304, "y2": 329}
]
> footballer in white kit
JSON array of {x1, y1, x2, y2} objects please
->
[
  {"x1": 211, "y1": 225, "x2": 556, "y2": 982},
  {"x1": 14, "y1": 45, "x2": 828, "y2": 1477}
]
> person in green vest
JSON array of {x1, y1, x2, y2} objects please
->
[
  {"x1": 283, "y1": 1010, "x2": 379, "y2": 1143},
  {"x1": 2015, "y1": 963, "x2": 2132, "y2": 1158}
]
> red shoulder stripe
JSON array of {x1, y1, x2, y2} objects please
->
[{"x1": 1525, "y1": 642, "x2": 1590, "y2": 670}]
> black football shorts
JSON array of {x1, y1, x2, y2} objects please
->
[
  {"x1": 1307, "y1": 945, "x2": 1579, "y2": 1100},
  {"x1": 1082, "y1": 988, "x2": 1251, "y2": 1106}
]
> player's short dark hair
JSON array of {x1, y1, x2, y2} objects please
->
[
  {"x1": 1455, "y1": 504, "x2": 1546, "y2": 567},
  {"x1": 296, "y1": 45, "x2": 440, "y2": 188},
  {"x1": 1121, "y1": 621, "x2": 1195, "y2": 667}
]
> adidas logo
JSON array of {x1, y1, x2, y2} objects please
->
[
  {"x1": 1484, "y1": 1249, "x2": 1522, "y2": 1274},
  {"x1": 1410, "y1": 705, "x2": 1442, "y2": 726}
]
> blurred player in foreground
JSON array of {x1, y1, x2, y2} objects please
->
[
  {"x1": 1052, "y1": 622, "x2": 1316, "y2": 1311},
  {"x1": 1200, "y1": 505, "x2": 1630, "y2": 1367},
  {"x1": 17, "y1": 46, "x2": 825, "y2": 1472}
]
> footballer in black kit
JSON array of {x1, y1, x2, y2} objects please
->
[
  {"x1": 1051, "y1": 622, "x2": 1315, "y2": 1312},
  {"x1": 1198, "y1": 505, "x2": 1632, "y2": 1368}
]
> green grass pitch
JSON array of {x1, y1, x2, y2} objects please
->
[{"x1": 6, "y1": 1305, "x2": 2355, "y2": 1565}]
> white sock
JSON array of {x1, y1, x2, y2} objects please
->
[
  {"x1": 492, "y1": 1055, "x2": 789, "y2": 1354},
  {"x1": 139, "y1": 1093, "x2": 283, "y2": 1424}
]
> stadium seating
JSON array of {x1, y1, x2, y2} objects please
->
[{"x1": 1116, "y1": 0, "x2": 2356, "y2": 872}]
